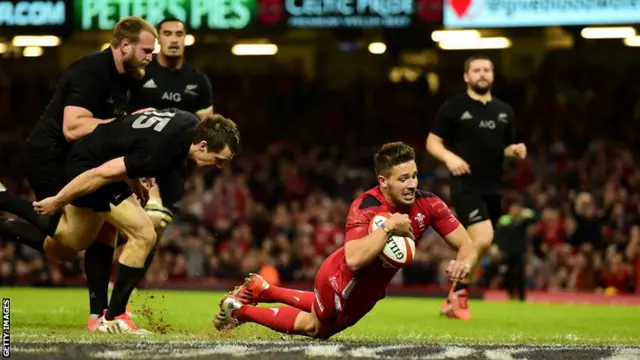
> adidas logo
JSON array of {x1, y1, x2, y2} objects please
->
[
  {"x1": 143, "y1": 79, "x2": 157, "y2": 88},
  {"x1": 460, "y1": 111, "x2": 473, "y2": 120}
]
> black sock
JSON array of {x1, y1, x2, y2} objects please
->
[
  {"x1": 84, "y1": 242, "x2": 115, "y2": 315},
  {"x1": 454, "y1": 282, "x2": 469, "y2": 292},
  {"x1": 0, "y1": 192, "x2": 55, "y2": 234},
  {"x1": 0, "y1": 216, "x2": 47, "y2": 252},
  {"x1": 141, "y1": 244, "x2": 157, "y2": 278},
  {"x1": 105, "y1": 263, "x2": 145, "y2": 320}
]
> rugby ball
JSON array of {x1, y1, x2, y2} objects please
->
[{"x1": 369, "y1": 212, "x2": 416, "y2": 268}]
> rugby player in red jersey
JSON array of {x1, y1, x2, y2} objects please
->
[{"x1": 214, "y1": 142, "x2": 480, "y2": 339}]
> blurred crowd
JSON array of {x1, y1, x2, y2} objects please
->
[{"x1": 0, "y1": 50, "x2": 639, "y2": 295}]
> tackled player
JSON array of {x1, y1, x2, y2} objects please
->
[{"x1": 14, "y1": 109, "x2": 239, "y2": 334}]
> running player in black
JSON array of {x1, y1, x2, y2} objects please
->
[
  {"x1": 80, "y1": 17, "x2": 215, "y2": 329},
  {"x1": 426, "y1": 55, "x2": 527, "y2": 320},
  {"x1": 28, "y1": 109, "x2": 240, "y2": 334}
]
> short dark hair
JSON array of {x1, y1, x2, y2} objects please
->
[
  {"x1": 110, "y1": 16, "x2": 158, "y2": 47},
  {"x1": 374, "y1": 142, "x2": 415, "y2": 176},
  {"x1": 464, "y1": 54, "x2": 493, "y2": 72},
  {"x1": 193, "y1": 114, "x2": 241, "y2": 155},
  {"x1": 156, "y1": 17, "x2": 188, "y2": 33}
]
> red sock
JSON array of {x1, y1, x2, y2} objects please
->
[
  {"x1": 262, "y1": 286, "x2": 315, "y2": 312},
  {"x1": 234, "y1": 306, "x2": 301, "y2": 334}
]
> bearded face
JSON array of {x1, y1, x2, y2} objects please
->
[{"x1": 464, "y1": 59, "x2": 494, "y2": 95}]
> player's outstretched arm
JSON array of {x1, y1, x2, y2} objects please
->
[
  {"x1": 443, "y1": 225, "x2": 480, "y2": 272},
  {"x1": 344, "y1": 214, "x2": 412, "y2": 271},
  {"x1": 63, "y1": 106, "x2": 114, "y2": 141},
  {"x1": 426, "y1": 195, "x2": 478, "y2": 280},
  {"x1": 33, "y1": 158, "x2": 127, "y2": 215}
]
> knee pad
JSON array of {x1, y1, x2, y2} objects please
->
[{"x1": 144, "y1": 199, "x2": 174, "y2": 229}]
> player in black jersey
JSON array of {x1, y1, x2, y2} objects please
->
[
  {"x1": 426, "y1": 55, "x2": 527, "y2": 320},
  {"x1": 0, "y1": 16, "x2": 155, "y2": 209},
  {"x1": 79, "y1": 18, "x2": 215, "y2": 329},
  {"x1": 132, "y1": 17, "x2": 213, "y2": 226},
  {"x1": 0, "y1": 16, "x2": 157, "y2": 307},
  {"x1": 131, "y1": 18, "x2": 214, "y2": 118},
  {"x1": 26, "y1": 109, "x2": 240, "y2": 334}
]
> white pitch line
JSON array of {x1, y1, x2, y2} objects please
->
[
  {"x1": 347, "y1": 344, "x2": 417, "y2": 359},
  {"x1": 484, "y1": 348, "x2": 526, "y2": 360},
  {"x1": 305, "y1": 344, "x2": 344, "y2": 357},
  {"x1": 422, "y1": 346, "x2": 476, "y2": 359},
  {"x1": 601, "y1": 348, "x2": 640, "y2": 360}
]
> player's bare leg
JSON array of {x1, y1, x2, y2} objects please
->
[
  {"x1": 231, "y1": 273, "x2": 314, "y2": 312},
  {"x1": 85, "y1": 182, "x2": 165, "y2": 328},
  {"x1": 0, "y1": 191, "x2": 105, "y2": 262},
  {"x1": 97, "y1": 196, "x2": 156, "y2": 335},
  {"x1": 44, "y1": 205, "x2": 106, "y2": 261},
  {"x1": 215, "y1": 294, "x2": 333, "y2": 339},
  {"x1": 441, "y1": 219, "x2": 493, "y2": 320},
  {"x1": 0, "y1": 187, "x2": 84, "y2": 261}
]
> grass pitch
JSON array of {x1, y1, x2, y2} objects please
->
[{"x1": 4, "y1": 287, "x2": 639, "y2": 345}]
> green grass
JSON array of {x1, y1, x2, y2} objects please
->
[{"x1": 4, "y1": 287, "x2": 640, "y2": 345}]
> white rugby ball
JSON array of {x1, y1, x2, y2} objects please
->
[{"x1": 369, "y1": 212, "x2": 416, "y2": 268}]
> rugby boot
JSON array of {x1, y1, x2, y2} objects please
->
[
  {"x1": 98, "y1": 313, "x2": 152, "y2": 335},
  {"x1": 440, "y1": 285, "x2": 472, "y2": 320},
  {"x1": 214, "y1": 295, "x2": 244, "y2": 331},
  {"x1": 229, "y1": 273, "x2": 270, "y2": 306},
  {"x1": 86, "y1": 310, "x2": 106, "y2": 332}
]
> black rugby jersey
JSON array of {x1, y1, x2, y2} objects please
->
[
  {"x1": 30, "y1": 48, "x2": 135, "y2": 149},
  {"x1": 129, "y1": 56, "x2": 212, "y2": 114},
  {"x1": 431, "y1": 93, "x2": 516, "y2": 194}
]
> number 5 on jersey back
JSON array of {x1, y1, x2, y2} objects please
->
[{"x1": 131, "y1": 112, "x2": 175, "y2": 132}]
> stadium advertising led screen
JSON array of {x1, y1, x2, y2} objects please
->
[
  {"x1": 73, "y1": 0, "x2": 439, "y2": 31},
  {"x1": 74, "y1": 0, "x2": 257, "y2": 30},
  {"x1": 278, "y1": 0, "x2": 441, "y2": 28},
  {"x1": 0, "y1": 0, "x2": 71, "y2": 33},
  {"x1": 443, "y1": 0, "x2": 640, "y2": 28}
]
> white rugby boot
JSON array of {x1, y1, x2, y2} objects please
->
[
  {"x1": 214, "y1": 295, "x2": 244, "y2": 331},
  {"x1": 98, "y1": 313, "x2": 152, "y2": 335}
]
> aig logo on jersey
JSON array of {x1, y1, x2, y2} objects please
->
[
  {"x1": 163, "y1": 92, "x2": 182, "y2": 103},
  {"x1": 479, "y1": 120, "x2": 496, "y2": 129}
]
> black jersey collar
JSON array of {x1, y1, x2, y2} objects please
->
[{"x1": 465, "y1": 92, "x2": 492, "y2": 105}]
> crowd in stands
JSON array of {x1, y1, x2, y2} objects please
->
[{"x1": 0, "y1": 51, "x2": 639, "y2": 295}]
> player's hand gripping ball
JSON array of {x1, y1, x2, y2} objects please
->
[{"x1": 369, "y1": 212, "x2": 416, "y2": 268}]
